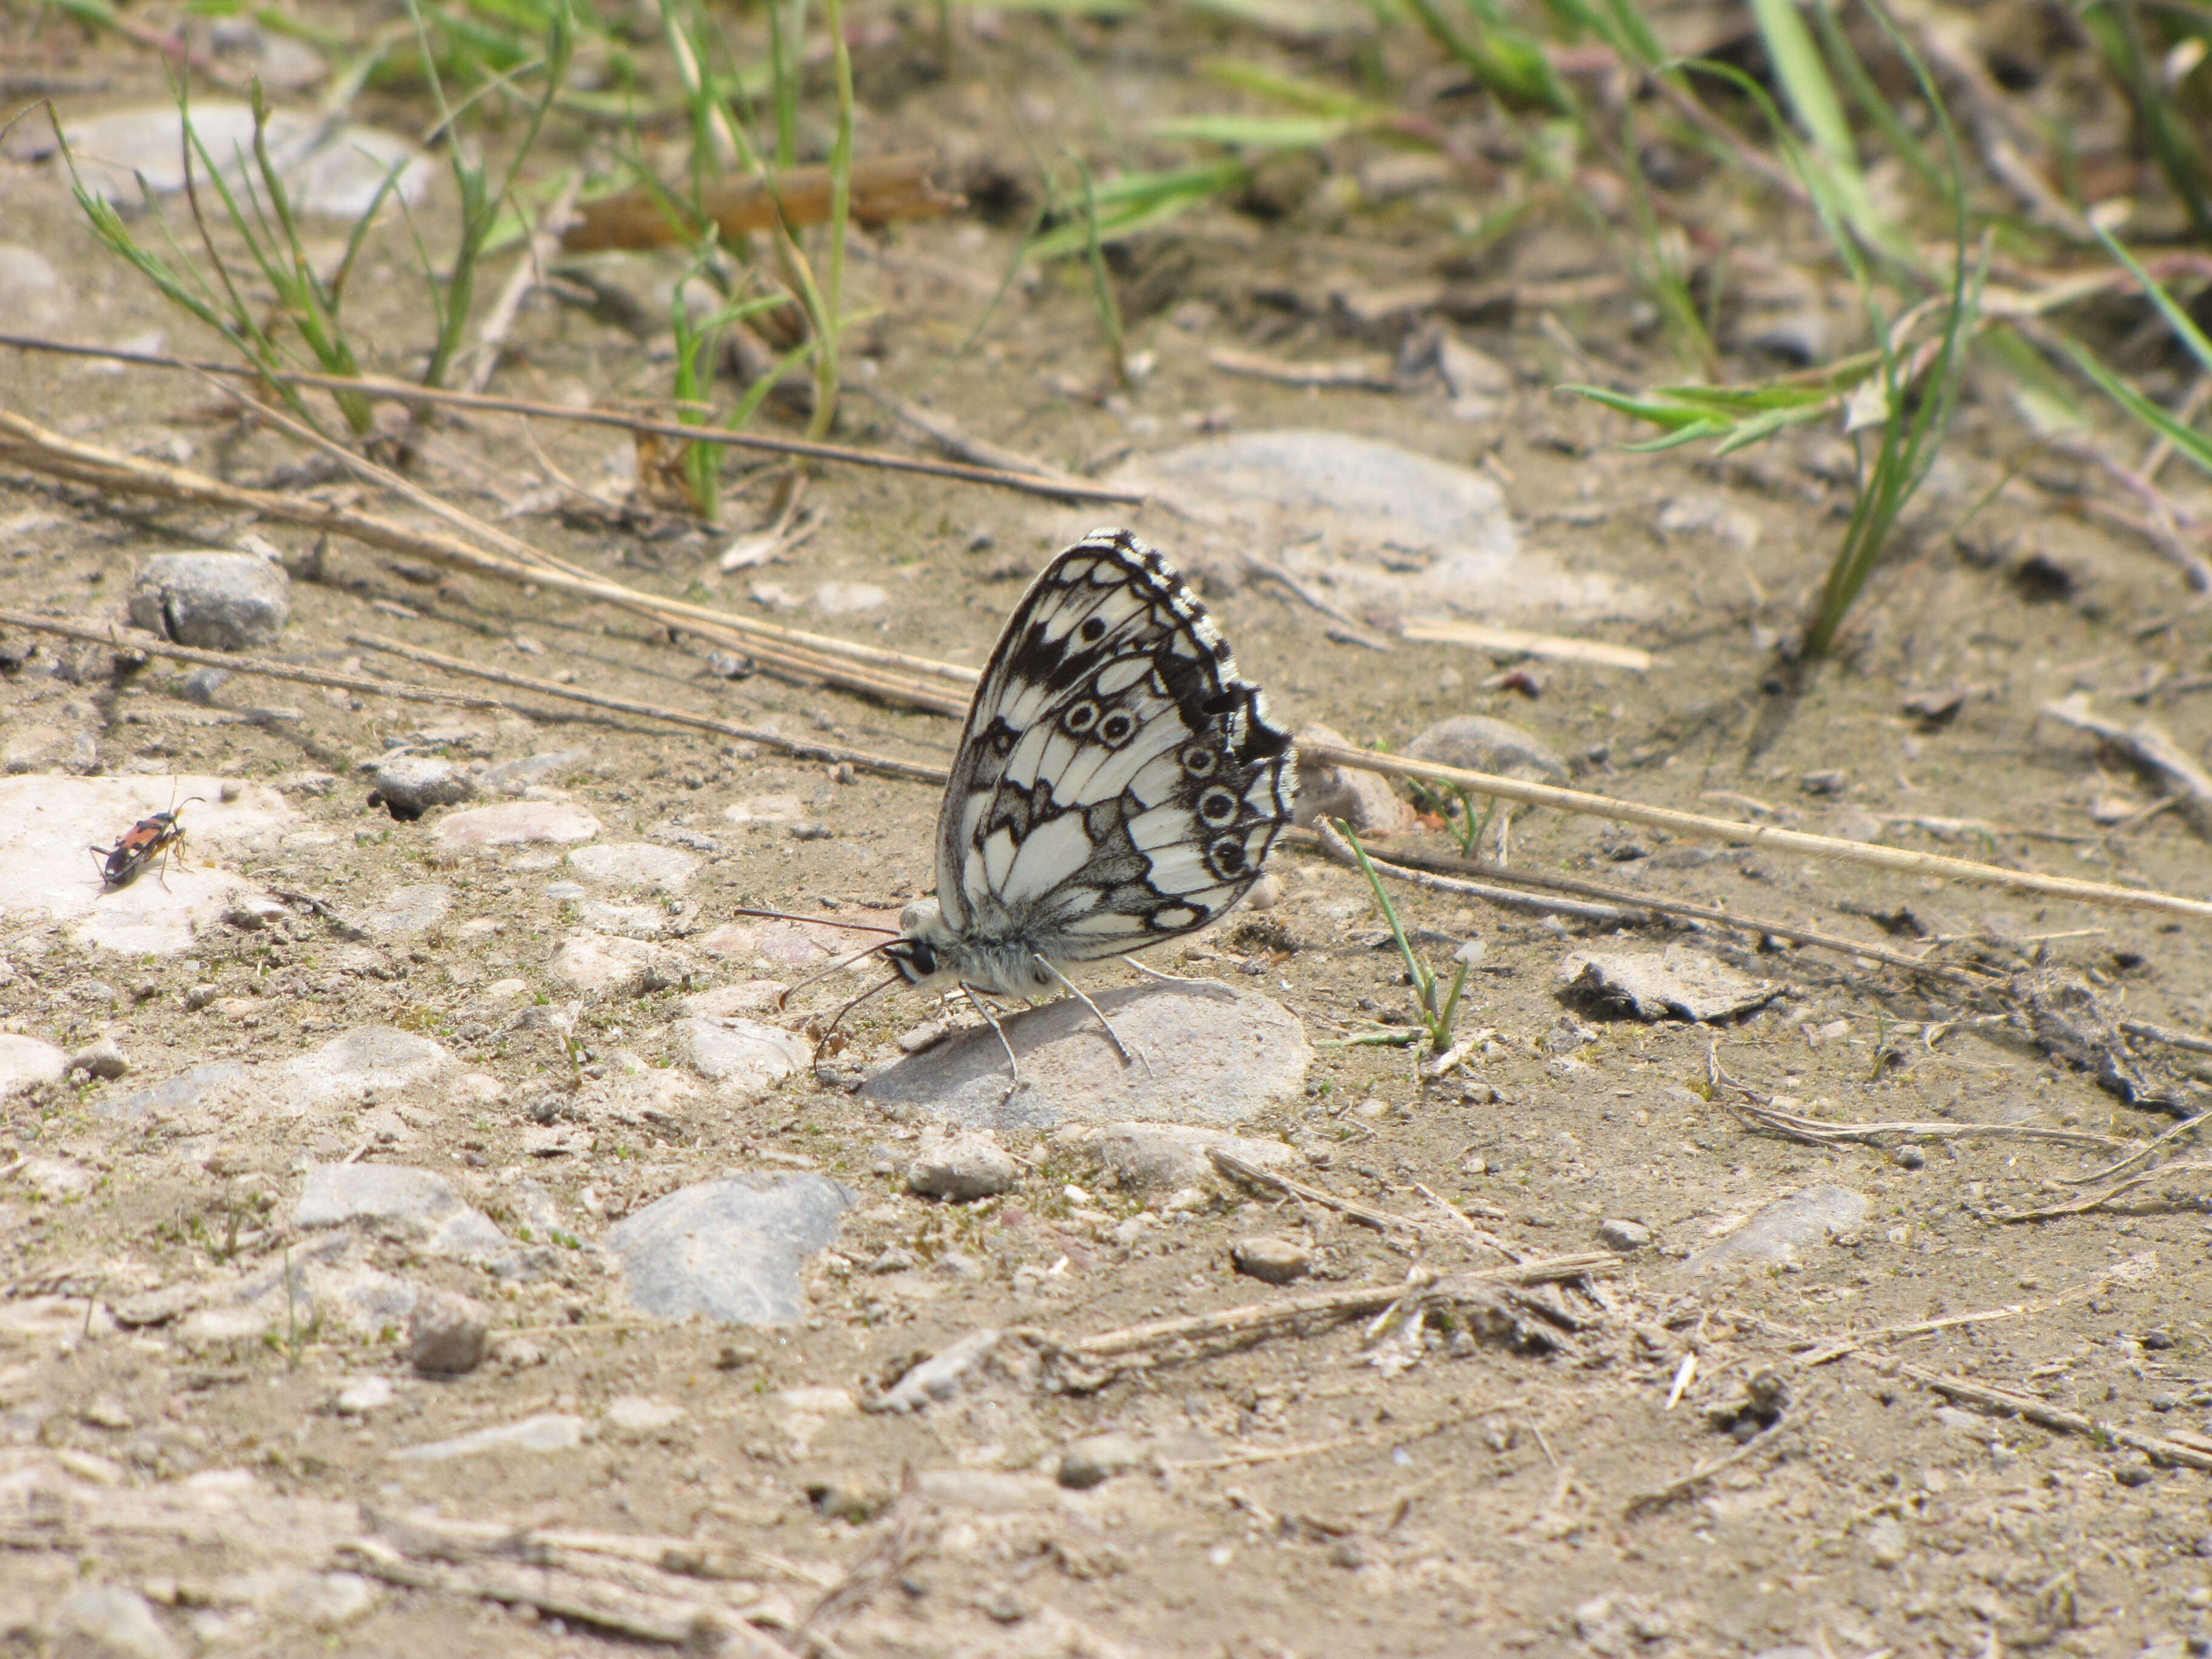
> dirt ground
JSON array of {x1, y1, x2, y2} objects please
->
[{"x1": 2, "y1": 7, "x2": 2212, "y2": 1658}]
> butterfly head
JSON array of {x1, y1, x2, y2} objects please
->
[{"x1": 884, "y1": 897, "x2": 964, "y2": 991}]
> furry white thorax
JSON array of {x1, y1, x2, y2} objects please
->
[{"x1": 885, "y1": 897, "x2": 1081, "y2": 999}]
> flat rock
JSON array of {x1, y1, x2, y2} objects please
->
[
  {"x1": 860, "y1": 981, "x2": 1309, "y2": 1132},
  {"x1": 722, "y1": 794, "x2": 805, "y2": 825},
  {"x1": 60, "y1": 103, "x2": 434, "y2": 216},
  {"x1": 0, "y1": 774, "x2": 293, "y2": 953},
  {"x1": 579, "y1": 900, "x2": 664, "y2": 939},
  {"x1": 49, "y1": 1583, "x2": 178, "y2": 1659},
  {"x1": 1231, "y1": 1235, "x2": 1313, "y2": 1284},
  {"x1": 3, "y1": 722, "x2": 97, "y2": 776},
  {"x1": 907, "y1": 1129, "x2": 1019, "y2": 1201},
  {"x1": 0, "y1": 243, "x2": 69, "y2": 332},
  {"x1": 1090, "y1": 429, "x2": 1643, "y2": 616},
  {"x1": 390, "y1": 1412, "x2": 585, "y2": 1463},
  {"x1": 1058, "y1": 1431, "x2": 1145, "y2": 1489},
  {"x1": 363, "y1": 757, "x2": 473, "y2": 820},
  {"x1": 606, "y1": 1173, "x2": 853, "y2": 1326},
  {"x1": 551, "y1": 931, "x2": 693, "y2": 997},
  {"x1": 681, "y1": 981, "x2": 788, "y2": 1017},
  {"x1": 478, "y1": 748, "x2": 590, "y2": 794},
  {"x1": 357, "y1": 885, "x2": 452, "y2": 937},
  {"x1": 0, "y1": 1034, "x2": 65, "y2": 1096},
  {"x1": 1291, "y1": 720, "x2": 1415, "y2": 834},
  {"x1": 280, "y1": 1027, "x2": 452, "y2": 1107},
  {"x1": 294, "y1": 1164, "x2": 510, "y2": 1259},
  {"x1": 334, "y1": 1376, "x2": 394, "y2": 1415},
  {"x1": 568, "y1": 842, "x2": 699, "y2": 890},
  {"x1": 1559, "y1": 946, "x2": 1777, "y2": 1024},
  {"x1": 1687, "y1": 1186, "x2": 1869, "y2": 1275},
  {"x1": 129, "y1": 551, "x2": 290, "y2": 650},
  {"x1": 433, "y1": 802, "x2": 602, "y2": 849},
  {"x1": 19, "y1": 1157, "x2": 90, "y2": 1199},
  {"x1": 674, "y1": 1017, "x2": 808, "y2": 1096},
  {"x1": 1089, "y1": 1122, "x2": 1298, "y2": 1195},
  {"x1": 1404, "y1": 714, "x2": 1569, "y2": 782},
  {"x1": 876, "y1": 1329, "x2": 1001, "y2": 1413}
]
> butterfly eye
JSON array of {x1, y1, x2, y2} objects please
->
[
  {"x1": 1061, "y1": 700, "x2": 1100, "y2": 734},
  {"x1": 1097, "y1": 712, "x2": 1136, "y2": 745},
  {"x1": 1208, "y1": 837, "x2": 1247, "y2": 876},
  {"x1": 1079, "y1": 616, "x2": 1107, "y2": 643},
  {"x1": 1181, "y1": 745, "x2": 1217, "y2": 776},
  {"x1": 1198, "y1": 787, "x2": 1238, "y2": 825}
]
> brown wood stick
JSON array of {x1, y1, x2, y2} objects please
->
[
  {"x1": 0, "y1": 333, "x2": 1138, "y2": 503},
  {"x1": 563, "y1": 155, "x2": 964, "y2": 251},
  {"x1": 1305, "y1": 740, "x2": 2212, "y2": 924},
  {"x1": 1895, "y1": 1362, "x2": 2212, "y2": 1471}
]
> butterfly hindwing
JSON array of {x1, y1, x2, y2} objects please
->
[{"x1": 936, "y1": 529, "x2": 1295, "y2": 962}]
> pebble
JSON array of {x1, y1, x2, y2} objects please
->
[
  {"x1": 358, "y1": 884, "x2": 452, "y2": 937},
  {"x1": 0, "y1": 243, "x2": 69, "y2": 332},
  {"x1": 567, "y1": 841, "x2": 698, "y2": 891},
  {"x1": 20, "y1": 1157, "x2": 91, "y2": 1200},
  {"x1": 579, "y1": 900, "x2": 665, "y2": 939},
  {"x1": 722, "y1": 794, "x2": 805, "y2": 825},
  {"x1": 606, "y1": 1174, "x2": 853, "y2": 1325},
  {"x1": 1231, "y1": 1235, "x2": 1313, "y2": 1285},
  {"x1": 672, "y1": 1016, "x2": 808, "y2": 1095},
  {"x1": 680, "y1": 981, "x2": 789, "y2": 1018},
  {"x1": 1687, "y1": 1187, "x2": 1868, "y2": 1275},
  {"x1": 477, "y1": 748, "x2": 590, "y2": 794},
  {"x1": 907, "y1": 1130, "x2": 1019, "y2": 1201},
  {"x1": 1290, "y1": 720, "x2": 1416, "y2": 834},
  {"x1": 409, "y1": 1290, "x2": 491, "y2": 1376},
  {"x1": 1558, "y1": 946, "x2": 1777, "y2": 1024},
  {"x1": 1057, "y1": 1431, "x2": 1145, "y2": 1489},
  {"x1": 432, "y1": 801, "x2": 602, "y2": 849},
  {"x1": 363, "y1": 756, "x2": 474, "y2": 821},
  {"x1": 65, "y1": 1036, "x2": 129, "y2": 1082},
  {"x1": 294, "y1": 1164, "x2": 510, "y2": 1260},
  {"x1": 1090, "y1": 1122, "x2": 1299, "y2": 1195},
  {"x1": 47, "y1": 1583, "x2": 178, "y2": 1659},
  {"x1": 1598, "y1": 1218, "x2": 1653, "y2": 1252},
  {"x1": 281, "y1": 1027, "x2": 452, "y2": 1107},
  {"x1": 1242, "y1": 871, "x2": 1284, "y2": 910},
  {"x1": 1404, "y1": 714, "x2": 1569, "y2": 782},
  {"x1": 812, "y1": 581, "x2": 888, "y2": 615},
  {"x1": 59, "y1": 103, "x2": 434, "y2": 216},
  {"x1": 0, "y1": 1034, "x2": 65, "y2": 1096},
  {"x1": 334, "y1": 1376, "x2": 394, "y2": 1415},
  {"x1": 390, "y1": 1412, "x2": 586, "y2": 1463},
  {"x1": 551, "y1": 931, "x2": 692, "y2": 998},
  {"x1": 1893, "y1": 1145, "x2": 1926, "y2": 1170},
  {"x1": 859, "y1": 981, "x2": 1309, "y2": 1132},
  {"x1": 874, "y1": 1329, "x2": 1001, "y2": 1413},
  {"x1": 128, "y1": 551, "x2": 290, "y2": 650},
  {"x1": 1862, "y1": 1513, "x2": 1908, "y2": 1567}
]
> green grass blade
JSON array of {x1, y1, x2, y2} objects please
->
[
  {"x1": 1151, "y1": 114, "x2": 1357, "y2": 147},
  {"x1": 2066, "y1": 339, "x2": 2212, "y2": 473}
]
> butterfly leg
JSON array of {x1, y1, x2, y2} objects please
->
[
  {"x1": 1033, "y1": 956, "x2": 1151, "y2": 1075},
  {"x1": 1122, "y1": 955, "x2": 1199, "y2": 985},
  {"x1": 962, "y1": 985, "x2": 1023, "y2": 1096}
]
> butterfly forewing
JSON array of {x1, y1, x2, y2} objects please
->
[{"x1": 937, "y1": 529, "x2": 1295, "y2": 964}]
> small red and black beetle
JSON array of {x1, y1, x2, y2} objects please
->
[{"x1": 89, "y1": 796, "x2": 204, "y2": 890}]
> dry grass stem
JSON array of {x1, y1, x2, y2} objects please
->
[
  {"x1": 861, "y1": 389, "x2": 1087, "y2": 488},
  {"x1": 1395, "y1": 618, "x2": 1654, "y2": 671},
  {"x1": 1309, "y1": 820, "x2": 1627, "y2": 922},
  {"x1": 463, "y1": 174, "x2": 583, "y2": 398},
  {"x1": 1895, "y1": 1362, "x2": 2212, "y2": 1470},
  {"x1": 1307, "y1": 741, "x2": 2212, "y2": 923},
  {"x1": 1991, "y1": 1160, "x2": 2212, "y2": 1223},
  {"x1": 1623, "y1": 1416, "x2": 1792, "y2": 1518},
  {"x1": 1207, "y1": 347, "x2": 1398, "y2": 390},
  {"x1": 2040, "y1": 695, "x2": 2212, "y2": 834},
  {"x1": 2059, "y1": 1111, "x2": 2209, "y2": 1185}
]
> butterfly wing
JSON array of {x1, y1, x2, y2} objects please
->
[{"x1": 935, "y1": 528, "x2": 1295, "y2": 960}]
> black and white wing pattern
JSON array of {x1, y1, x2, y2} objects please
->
[{"x1": 936, "y1": 528, "x2": 1295, "y2": 968}]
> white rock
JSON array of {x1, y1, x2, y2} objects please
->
[
  {"x1": 293, "y1": 1164, "x2": 509, "y2": 1259},
  {"x1": 280, "y1": 1027, "x2": 452, "y2": 1108},
  {"x1": 674, "y1": 1017, "x2": 808, "y2": 1096},
  {"x1": 907, "y1": 1130, "x2": 1019, "y2": 1201},
  {"x1": 60, "y1": 103, "x2": 433, "y2": 216},
  {"x1": 568, "y1": 841, "x2": 698, "y2": 891},
  {"x1": 18, "y1": 1157, "x2": 90, "y2": 1200},
  {"x1": 357, "y1": 885, "x2": 452, "y2": 936},
  {"x1": 549, "y1": 931, "x2": 692, "y2": 997},
  {"x1": 433, "y1": 802, "x2": 602, "y2": 849},
  {"x1": 0, "y1": 1034, "x2": 66, "y2": 1096},
  {"x1": 1092, "y1": 1122, "x2": 1299, "y2": 1195},
  {"x1": 333, "y1": 1376, "x2": 394, "y2": 1415},
  {"x1": 681, "y1": 981, "x2": 788, "y2": 1017},
  {"x1": 605, "y1": 1396, "x2": 686, "y2": 1432},
  {"x1": 722, "y1": 794, "x2": 805, "y2": 825},
  {"x1": 390, "y1": 1412, "x2": 585, "y2": 1461},
  {"x1": 48, "y1": 1584, "x2": 177, "y2": 1659},
  {"x1": 578, "y1": 900, "x2": 665, "y2": 939}
]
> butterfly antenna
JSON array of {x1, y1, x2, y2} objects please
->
[
  {"x1": 723, "y1": 905, "x2": 899, "y2": 936},
  {"x1": 774, "y1": 938, "x2": 901, "y2": 1011}
]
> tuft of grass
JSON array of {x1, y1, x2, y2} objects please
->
[
  {"x1": 1335, "y1": 823, "x2": 1470, "y2": 1056},
  {"x1": 2065, "y1": 226, "x2": 2212, "y2": 471}
]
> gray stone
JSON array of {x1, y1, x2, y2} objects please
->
[
  {"x1": 1404, "y1": 714, "x2": 1569, "y2": 783},
  {"x1": 409, "y1": 1290, "x2": 490, "y2": 1376},
  {"x1": 390, "y1": 1412, "x2": 585, "y2": 1462},
  {"x1": 66, "y1": 1036, "x2": 129, "y2": 1081},
  {"x1": 874, "y1": 1329, "x2": 1002, "y2": 1413},
  {"x1": 1091, "y1": 1123, "x2": 1299, "y2": 1196},
  {"x1": 579, "y1": 900, "x2": 663, "y2": 939},
  {"x1": 0, "y1": 1034, "x2": 65, "y2": 1096},
  {"x1": 1558, "y1": 946, "x2": 1778, "y2": 1024},
  {"x1": 568, "y1": 842, "x2": 698, "y2": 891},
  {"x1": 280, "y1": 1027, "x2": 451, "y2": 1106},
  {"x1": 1057, "y1": 1431, "x2": 1145, "y2": 1490},
  {"x1": 434, "y1": 801, "x2": 602, "y2": 848},
  {"x1": 551, "y1": 931, "x2": 691, "y2": 997},
  {"x1": 674, "y1": 1016, "x2": 807, "y2": 1094},
  {"x1": 3, "y1": 723, "x2": 97, "y2": 776},
  {"x1": 1231, "y1": 1236, "x2": 1312, "y2": 1284},
  {"x1": 129, "y1": 552, "x2": 290, "y2": 651},
  {"x1": 606, "y1": 1173, "x2": 853, "y2": 1326},
  {"x1": 1687, "y1": 1186, "x2": 1868, "y2": 1275},
  {"x1": 0, "y1": 244, "x2": 69, "y2": 332},
  {"x1": 907, "y1": 1130, "x2": 1019, "y2": 1201},
  {"x1": 49, "y1": 1584, "x2": 178, "y2": 1659},
  {"x1": 1290, "y1": 721, "x2": 1415, "y2": 834},
  {"x1": 363, "y1": 757, "x2": 474, "y2": 821},
  {"x1": 294, "y1": 1164, "x2": 510, "y2": 1259},
  {"x1": 1598, "y1": 1218, "x2": 1653, "y2": 1252},
  {"x1": 334, "y1": 1376, "x2": 394, "y2": 1415},
  {"x1": 859, "y1": 981, "x2": 1309, "y2": 1133},
  {"x1": 179, "y1": 666, "x2": 231, "y2": 706},
  {"x1": 109, "y1": 1064, "x2": 247, "y2": 1128},
  {"x1": 478, "y1": 748, "x2": 591, "y2": 794},
  {"x1": 358, "y1": 884, "x2": 452, "y2": 937},
  {"x1": 60, "y1": 103, "x2": 433, "y2": 216}
]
